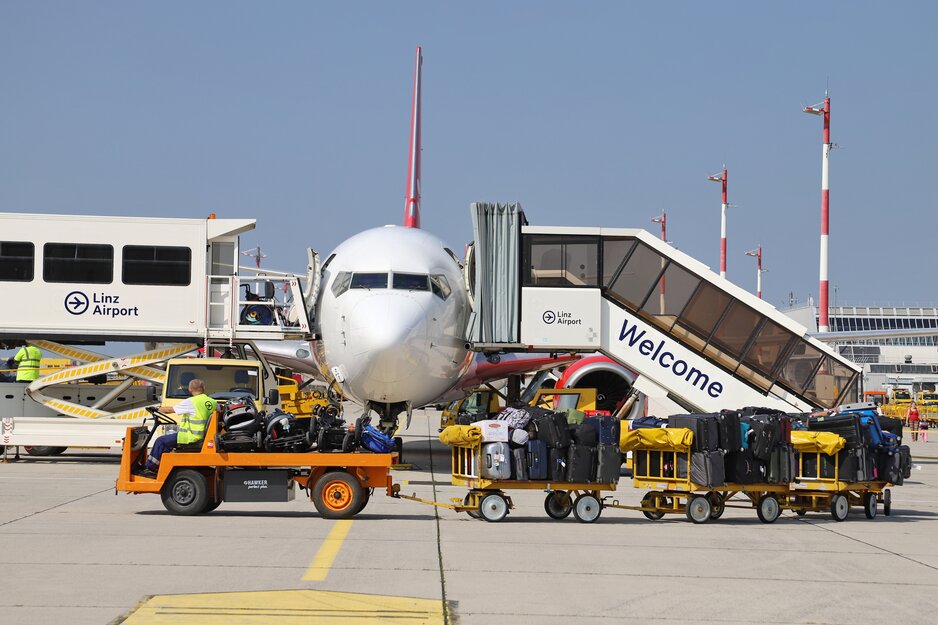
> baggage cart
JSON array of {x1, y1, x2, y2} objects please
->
[{"x1": 394, "y1": 442, "x2": 619, "y2": 523}]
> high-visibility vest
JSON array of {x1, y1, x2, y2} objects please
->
[
  {"x1": 14, "y1": 345, "x2": 42, "y2": 382},
  {"x1": 177, "y1": 393, "x2": 217, "y2": 444}
]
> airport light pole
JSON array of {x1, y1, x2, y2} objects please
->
[
  {"x1": 745, "y1": 246, "x2": 763, "y2": 299},
  {"x1": 804, "y1": 93, "x2": 831, "y2": 332},
  {"x1": 651, "y1": 212, "x2": 668, "y2": 309},
  {"x1": 708, "y1": 166, "x2": 728, "y2": 279}
]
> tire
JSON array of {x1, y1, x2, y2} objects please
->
[
  {"x1": 796, "y1": 509, "x2": 807, "y2": 517},
  {"x1": 573, "y1": 494, "x2": 602, "y2": 523},
  {"x1": 479, "y1": 493, "x2": 509, "y2": 522},
  {"x1": 202, "y1": 498, "x2": 222, "y2": 513},
  {"x1": 686, "y1": 495, "x2": 712, "y2": 524},
  {"x1": 312, "y1": 471, "x2": 364, "y2": 519},
  {"x1": 24, "y1": 446, "x2": 68, "y2": 456},
  {"x1": 830, "y1": 493, "x2": 849, "y2": 522},
  {"x1": 641, "y1": 491, "x2": 666, "y2": 521},
  {"x1": 464, "y1": 493, "x2": 482, "y2": 519},
  {"x1": 355, "y1": 488, "x2": 372, "y2": 515},
  {"x1": 161, "y1": 469, "x2": 209, "y2": 516},
  {"x1": 708, "y1": 492, "x2": 725, "y2": 520},
  {"x1": 756, "y1": 494, "x2": 781, "y2": 524},
  {"x1": 864, "y1": 492, "x2": 877, "y2": 520},
  {"x1": 341, "y1": 432, "x2": 356, "y2": 452},
  {"x1": 544, "y1": 491, "x2": 573, "y2": 520},
  {"x1": 884, "y1": 489, "x2": 892, "y2": 516}
]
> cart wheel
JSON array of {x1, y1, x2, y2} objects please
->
[
  {"x1": 795, "y1": 509, "x2": 807, "y2": 517},
  {"x1": 479, "y1": 493, "x2": 509, "y2": 522},
  {"x1": 830, "y1": 493, "x2": 849, "y2": 522},
  {"x1": 884, "y1": 489, "x2": 892, "y2": 516},
  {"x1": 863, "y1": 492, "x2": 877, "y2": 519},
  {"x1": 708, "y1": 492, "x2": 725, "y2": 520},
  {"x1": 573, "y1": 494, "x2": 602, "y2": 523},
  {"x1": 342, "y1": 432, "x2": 357, "y2": 452},
  {"x1": 544, "y1": 491, "x2": 573, "y2": 520},
  {"x1": 464, "y1": 493, "x2": 482, "y2": 519},
  {"x1": 161, "y1": 469, "x2": 209, "y2": 516},
  {"x1": 686, "y1": 495, "x2": 712, "y2": 524},
  {"x1": 641, "y1": 492, "x2": 666, "y2": 520},
  {"x1": 313, "y1": 471, "x2": 363, "y2": 519},
  {"x1": 756, "y1": 494, "x2": 781, "y2": 524}
]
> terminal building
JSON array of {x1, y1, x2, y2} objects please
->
[{"x1": 783, "y1": 304, "x2": 938, "y2": 395}]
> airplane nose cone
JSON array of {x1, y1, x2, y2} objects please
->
[{"x1": 347, "y1": 294, "x2": 429, "y2": 384}]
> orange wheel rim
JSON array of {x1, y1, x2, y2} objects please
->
[{"x1": 323, "y1": 480, "x2": 353, "y2": 511}]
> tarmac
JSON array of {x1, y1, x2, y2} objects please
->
[{"x1": 2, "y1": 410, "x2": 938, "y2": 625}]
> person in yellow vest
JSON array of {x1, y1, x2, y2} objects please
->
[
  {"x1": 143, "y1": 378, "x2": 220, "y2": 476},
  {"x1": 13, "y1": 344, "x2": 42, "y2": 382}
]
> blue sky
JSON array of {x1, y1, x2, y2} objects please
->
[{"x1": 1, "y1": 2, "x2": 936, "y2": 308}]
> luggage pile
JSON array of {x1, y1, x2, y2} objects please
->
[
  {"x1": 804, "y1": 405, "x2": 911, "y2": 485},
  {"x1": 439, "y1": 405, "x2": 624, "y2": 484}
]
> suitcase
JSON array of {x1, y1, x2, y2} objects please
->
[
  {"x1": 360, "y1": 425, "x2": 396, "y2": 453},
  {"x1": 549, "y1": 447, "x2": 567, "y2": 481},
  {"x1": 526, "y1": 439, "x2": 549, "y2": 480},
  {"x1": 878, "y1": 451, "x2": 902, "y2": 485},
  {"x1": 530, "y1": 413, "x2": 572, "y2": 448},
  {"x1": 668, "y1": 414, "x2": 720, "y2": 452},
  {"x1": 566, "y1": 444, "x2": 594, "y2": 483},
  {"x1": 899, "y1": 445, "x2": 912, "y2": 479},
  {"x1": 767, "y1": 445, "x2": 794, "y2": 484},
  {"x1": 481, "y1": 442, "x2": 512, "y2": 480},
  {"x1": 740, "y1": 420, "x2": 752, "y2": 450},
  {"x1": 475, "y1": 420, "x2": 511, "y2": 443},
  {"x1": 878, "y1": 416, "x2": 904, "y2": 443},
  {"x1": 630, "y1": 415, "x2": 667, "y2": 429},
  {"x1": 509, "y1": 427, "x2": 529, "y2": 448},
  {"x1": 572, "y1": 421, "x2": 599, "y2": 447},
  {"x1": 717, "y1": 411, "x2": 743, "y2": 452},
  {"x1": 496, "y1": 406, "x2": 536, "y2": 429},
  {"x1": 587, "y1": 415, "x2": 620, "y2": 447},
  {"x1": 725, "y1": 450, "x2": 763, "y2": 484},
  {"x1": 511, "y1": 448, "x2": 528, "y2": 480},
  {"x1": 594, "y1": 444, "x2": 621, "y2": 483},
  {"x1": 739, "y1": 406, "x2": 787, "y2": 417},
  {"x1": 808, "y1": 414, "x2": 863, "y2": 446},
  {"x1": 749, "y1": 419, "x2": 779, "y2": 461},
  {"x1": 690, "y1": 450, "x2": 725, "y2": 487}
]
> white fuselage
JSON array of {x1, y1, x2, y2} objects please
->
[{"x1": 315, "y1": 226, "x2": 472, "y2": 411}]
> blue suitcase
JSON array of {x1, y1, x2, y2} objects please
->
[
  {"x1": 525, "y1": 439, "x2": 549, "y2": 480},
  {"x1": 586, "y1": 416, "x2": 620, "y2": 447}
]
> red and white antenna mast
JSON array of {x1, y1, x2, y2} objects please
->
[
  {"x1": 804, "y1": 92, "x2": 831, "y2": 332},
  {"x1": 403, "y1": 46, "x2": 423, "y2": 228},
  {"x1": 708, "y1": 166, "x2": 728, "y2": 279},
  {"x1": 745, "y1": 246, "x2": 763, "y2": 299}
]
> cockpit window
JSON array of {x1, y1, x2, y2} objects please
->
[
  {"x1": 430, "y1": 274, "x2": 451, "y2": 300},
  {"x1": 393, "y1": 273, "x2": 429, "y2": 291},
  {"x1": 331, "y1": 271, "x2": 352, "y2": 297},
  {"x1": 350, "y1": 273, "x2": 388, "y2": 289}
]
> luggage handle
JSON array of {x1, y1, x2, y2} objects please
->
[{"x1": 485, "y1": 454, "x2": 492, "y2": 469}]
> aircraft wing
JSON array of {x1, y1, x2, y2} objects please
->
[{"x1": 455, "y1": 352, "x2": 579, "y2": 391}]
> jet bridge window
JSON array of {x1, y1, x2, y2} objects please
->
[
  {"x1": 393, "y1": 273, "x2": 430, "y2": 291},
  {"x1": 350, "y1": 273, "x2": 389, "y2": 289},
  {"x1": 523, "y1": 235, "x2": 600, "y2": 287},
  {"x1": 0, "y1": 241, "x2": 34, "y2": 282},
  {"x1": 43, "y1": 243, "x2": 113, "y2": 284},
  {"x1": 122, "y1": 245, "x2": 191, "y2": 286}
]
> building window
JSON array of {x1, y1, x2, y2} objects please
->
[
  {"x1": 43, "y1": 243, "x2": 113, "y2": 284},
  {"x1": 0, "y1": 241, "x2": 34, "y2": 282},
  {"x1": 122, "y1": 245, "x2": 191, "y2": 286}
]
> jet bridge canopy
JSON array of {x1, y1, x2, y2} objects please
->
[{"x1": 469, "y1": 217, "x2": 860, "y2": 412}]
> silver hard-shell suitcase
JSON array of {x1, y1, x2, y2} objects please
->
[{"x1": 481, "y1": 442, "x2": 512, "y2": 480}]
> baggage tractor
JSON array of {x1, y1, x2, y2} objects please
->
[
  {"x1": 668, "y1": 414, "x2": 720, "y2": 452},
  {"x1": 549, "y1": 447, "x2": 567, "y2": 481},
  {"x1": 595, "y1": 444, "x2": 621, "y2": 483},
  {"x1": 572, "y1": 421, "x2": 599, "y2": 447},
  {"x1": 586, "y1": 415, "x2": 620, "y2": 447},
  {"x1": 690, "y1": 450, "x2": 725, "y2": 487},
  {"x1": 530, "y1": 413, "x2": 572, "y2": 448},
  {"x1": 566, "y1": 444, "x2": 594, "y2": 482},
  {"x1": 717, "y1": 411, "x2": 743, "y2": 452},
  {"x1": 526, "y1": 439, "x2": 549, "y2": 480},
  {"x1": 630, "y1": 415, "x2": 667, "y2": 429},
  {"x1": 899, "y1": 445, "x2": 912, "y2": 480},
  {"x1": 481, "y1": 442, "x2": 512, "y2": 480},
  {"x1": 511, "y1": 448, "x2": 528, "y2": 480}
]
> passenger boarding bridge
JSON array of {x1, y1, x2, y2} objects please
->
[{"x1": 468, "y1": 204, "x2": 860, "y2": 415}]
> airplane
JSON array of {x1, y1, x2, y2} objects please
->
[{"x1": 259, "y1": 47, "x2": 606, "y2": 433}]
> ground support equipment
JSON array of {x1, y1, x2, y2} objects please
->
[{"x1": 116, "y1": 409, "x2": 395, "y2": 519}]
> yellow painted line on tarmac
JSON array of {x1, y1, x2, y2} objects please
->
[
  {"x1": 302, "y1": 519, "x2": 353, "y2": 581},
  {"x1": 117, "y1": 589, "x2": 445, "y2": 624}
]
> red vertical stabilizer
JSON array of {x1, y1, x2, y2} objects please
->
[{"x1": 404, "y1": 46, "x2": 423, "y2": 228}]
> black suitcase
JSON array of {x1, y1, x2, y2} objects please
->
[
  {"x1": 878, "y1": 451, "x2": 902, "y2": 485},
  {"x1": 767, "y1": 445, "x2": 794, "y2": 484},
  {"x1": 511, "y1": 448, "x2": 528, "y2": 480},
  {"x1": 899, "y1": 445, "x2": 912, "y2": 479},
  {"x1": 669, "y1": 414, "x2": 720, "y2": 452},
  {"x1": 690, "y1": 450, "x2": 725, "y2": 487},
  {"x1": 572, "y1": 421, "x2": 599, "y2": 447},
  {"x1": 566, "y1": 444, "x2": 594, "y2": 483},
  {"x1": 549, "y1": 447, "x2": 567, "y2": 481},
  {"x1": 594, "y1": 444, "x2": 621, "y2": 483},
  {"x1": 725, "y1": 450, "x2": 763, "y2": 484},
  {"x1": 586, "y1": 415, "x2": 620, "y2": 446},
  {"x1": 531, "y1": 412, "x2": 573, "y2": 448},
  {"x1": 878, "y1": 416, "x2": 904, "y2": 443},
  {"x1": 749, "y1": 419, "x2": 779, "y2": 461},
  {"x1": 808, "y1": 414, "x2": 863, "y2": 446},
  {"x1": 526, "y1": 439, "x2": 548, "y2": 480},
  {"x1": 717, "y1": 411, "x2": 743, "y2": 452},
  {"x1": 838, "y1": 447, "x2": 860, "y2": 482}
]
